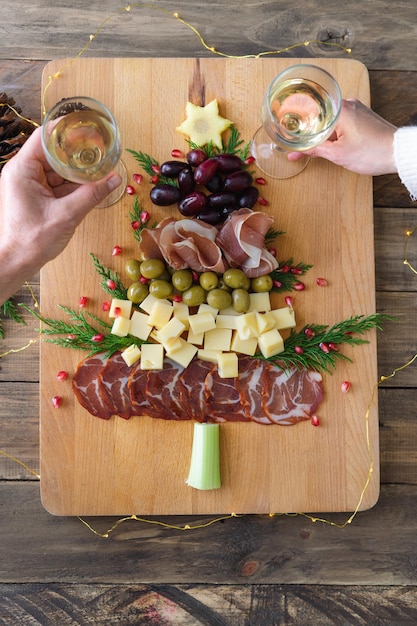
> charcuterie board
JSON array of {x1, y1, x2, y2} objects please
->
[{"x1": 39, "y1": 57, "x2": 379, "y2": 516}]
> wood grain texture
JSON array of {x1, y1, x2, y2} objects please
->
[{"x1": 1, "y1": 0, "x2": 417, "y2": 71}]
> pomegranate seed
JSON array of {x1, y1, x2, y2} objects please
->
[
  {"x1": 280, "y1": 265, "x2": 290, "y2": 273},
  {"x1": 79, "y1": 296, "x2": 88, "y2": 308},
  {"x1": 192, "y1": 271, "x2": 200, "y2": 282},
  {"x1": 244, "y1": 156, "x2": 255, "y2": 165},
  {"x1": 341, "y1": 381, "x2": 352, "y2": 393},
  {"x1": 294, "y1": 346, "x2": 304, "y2": 355},
  {"x1": 91, "y1": 334, "x2": 104, "y2": 343},
  {"x1": 273, "y1": 280, "x2": 282, "y2": 289},
  {"x1": 316, "y1": 277, "x2": 328, "y2": 287},
  {"x1": 304, "y1": 327, "x2": 315, "y2": 338},
  {"x1": 172, "y1": 294, "x2": 183, "y2": 302},
  {"x1": 140, "y1": 211, "x2": 150, "y2": 224},
  {"x1": 328, "y1": 342, "x2": 338, "y2": 351},
  {"x1": 66, "y1": 334, "x2": 76, "y2": 341},
  {"x1": 291, "y1": 267, "x2": 303, "y2": 275},
  {"x1": 112, "y1": 245, "x2": 122, "y2": 256},
  {"x1": 139, "y1": 276, "x2": 149, "y2": 284},
  {"x1": 255, "y1": 177, "x2": 266, "y2": 185},
  {"x1": 106, "y1": 279, "x2": 117, "y2": 290},
  {"x1": 114, "y1": 307, "x2": 122, "y2": 317},
  {"x1": 319, "y1": 342, "x2": 330, "y2": 353},
  {"x1": 102, "y1": 301, "x2": 111, "y2": 311},
  {"x1": 150, "y1": 174, "x2": 159, "y2": 184},
  {"x1": 126, "y1": 184, "x2": 136, "y2": 195},
  {"x1": 311, "y1": 415, "x2": 320, "y2": 427},
  {"x1": 132, "y1": 173, "x2": 143, "y2": 184},
  {"x1": 52, "y1": 395, "x2": 63, "y2": 409},
  {"x1": 258, "y1": 197, "x2": 268, "y2": 206},
  {"x1": 268, "y1": 247, "x2": 277, "y2": 257},
  {"x1": 151, "y1": 164, "x2": 160, "y2": 174},
  {"x1": 294, "y1": 282, "x2": 305, "y2": 291},
  {"x1": 171, "y1": 149, "x2": 185, "y2": 158},
  {"x1": 285, "y1": 296, "x2": 293, "y2": 308},
  {"x1": 131, "y1": 220, "x2": 141, "y2": 230},
  {"x1": 56, "y1": 371, "x2": 68, "y2": 381}
]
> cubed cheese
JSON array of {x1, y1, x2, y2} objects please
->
[
  {"x1": 157, "y1": 316, "x2": 186, "y2": 342},
  {"x1": 121, "y1": 344, "x2": 141, "y2": 366},
  {"x1": 215, "y1": 314, "x2": 240, "y2": 329},
  {"x1": 197, "y1": 349, "x2": 222, "y2": 363},
  {"x1": 257, "y1": 328, "x2": 284, "y2": 358},
  {"x1": 111, "y1": 315, "x2": 131, "y2": 337},
  {"x1": 231, "y1": 330, "x2": 258, "y2": 356},
  {"x1": 217, "y1": 351, "x2": 238, "y2": 378},
  {"x1": 198, "y1": 303, "x2": 219, "y2": 316},
  {"x1": 140, "y1": 293, "x2": 171, "y2": 315},
  {"x1": 109, "y1": 298, "x2": 132, "y2": 319},
  {"x1": 140, "y1": 343, "x2": 164, "y2": 370},
  {"x1": 235, "y1": 311, "x2": 258, "y2": 340},
  {"x1": 129, "y1": 310, "x2": 152, "y2": 340},
  {"x1": 147, "y1": 300, "x2": 173, "y2": 329},
  {"x1": 173, "y1": 301, "x2": 190, "y2": 329},
  {"x1": 189, "y1": 311, "x2": 216, "y2": 335},
  {"x1": 256, "y1": 311, "x2": 276, "y2": 334},
  {"x1": 187, "y1": 327, "x2": 205, "y2": 345},
  {"x1": 167, "y1": 337, "x2": 197, "y2": 368},
  {"x1": 270, "y1": 306, "x2": 296, "y2": 329},
  {"x1": 204, "y1": 327, "x2": 232, "y2": 351},
  {"x1": 248, "y1": 292, "x2": 271, "y2": 312}
]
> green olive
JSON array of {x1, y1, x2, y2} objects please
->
[
  {"x1": 223, "y1": 268, "x2": 250, "y2": 290},
  {"x1": 199, "y1": 271, "x2": 219, "y2": 291},
  {"x1": 127, "y1": 281, "x2": 149, "y2": 304},
  {"x1": 149, "y1": 279, "x2": 174, "y2": 299},
  {"x1": 125, "y1": 259, "x2": 142, "y2": 281},
  {"x1": 140, "y1": 258, "x2": 166, "y2": 279},
  {"x1": 182, "y1": 285, "x2": 206, "y2": 307},
  {"x1": 231, "y1": 288, "x2": 250, "y2": 313},
  {"x1": 206, "y1": 288, "x2": 232, "y2": 310},
  {"x1": 250, "y1": 274, "x2": 273, "y2": 293},
  {"x1": 171, "y1": 269, "x2": 193, "y2": 292},
  {"x1": 216, "y1": 278, "x2": 232, "y2": 292}
]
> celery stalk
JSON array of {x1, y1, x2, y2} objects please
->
[{"x1": 186, "y1": 423, "x2": 221, "y2": 490}]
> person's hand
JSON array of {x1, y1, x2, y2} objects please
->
[
  {"x1": 0, "y1": 126, "x2": 122, "y2": 303},
  {"x1": 287, "y1": 98, "x2": 398, "y2": 176}
]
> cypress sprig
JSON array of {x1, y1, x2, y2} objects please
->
[
  {"x1": 271, "y1": 259, "x2": 313, "y2": 292},
  {"x1": 126, "y1": 149, "x2": 177, "y2": 186},
  {"x1": 0, "y1": 297, "x2": 26, "y2": 338},
  {"x1": 90, "y1": 253, "x2": 127, "y2": 300}
]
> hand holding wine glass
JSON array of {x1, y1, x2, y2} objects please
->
[
  {"x1": 42, "y1": 96, "x2": 127, "y2": 207},
  {"x1": 251, "y1": 64, "x2": 343, "y2": 179}
]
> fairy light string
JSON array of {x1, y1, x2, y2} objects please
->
[{"x1": 0, "y1": 5, "x2": 416, "y2": 536}]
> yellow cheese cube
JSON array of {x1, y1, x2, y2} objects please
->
[
  {"x1": 157, "y1": 316, "x2": 186, "y2": 342},
  {"x1": 167, "y1": 337, "x2": 197, "y2": 368},
  {"x1": 231, "y1": 330, "x2": 258, "y2": 356},
  {"x1": 204, "y1": 327, "x2": 232, "y2": 351},
  {"x1": 140, "y1": 343, "x2": 164, "y2": 370},
  {"x1": 248, "y1": 292, "x2": 271, "y2": 312},
  {"x1": 217, "y1": 351, "x2": 238, "y2": 378},
  {"x1": 218, "y1": 305, "x2": 239, "y2": 315},
  {"x1": 187, "y1": 327, "x2": 204, "y2": 345},
  {"x1": 198, "y1": 303, "x2": 219, "y2": 316},
  {"x1": 111, "y1": 315, "x2": 131, "y2": 337},
  {"x1": 257, "y1": 328, "x2": 284, "y2": 358},
  {"x1": 162, "y1": 336, "x2": 182, "y2": 353},
  {"x1": 109, "y1": 298, "x2": 133, "y2": 319},
  {"x1": 140, "y1": 293, "x2": 171, "y2": 314},
  {"x1": 129, "y1": 311, "x2": 152, "y2": 340},
  {"x1": 147, "y1": 300, "x2": 173, "y2": 329},
  {"x1": 215, "y1": 314, "x2": 240, "y2": 329},
  {"x1": 270, "y1": 306, "x2": 296, "y2": 329},
  {"x1": 256, "y1": 311, "x2": 276, "y2": 334},
  {"x1": 197, "y1": 349, "x2": 222, "y2": 363},
  {"x1": 121, "y1": 344, "x2": 141, "y2": 367},
  {"x1": 235, "y1": 311, "x2": 258, "y2": 340},
  {"x1": 173, "y1": 301, "x2": 190, "y2": 329},
  {"x1": 189, "y1": 311, "x2": 216, "y2": 335}
]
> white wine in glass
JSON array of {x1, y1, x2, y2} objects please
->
[
  {"x1": 42, "y1": 96, "x2": 127, "y2": 206},
  {"x1": 251, "y1": 64, "x2": 342, "y2": 179}
]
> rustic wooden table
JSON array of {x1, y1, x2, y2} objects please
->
[{"x1": 1, "y1": 1, "x2": 417, "y2": 624}]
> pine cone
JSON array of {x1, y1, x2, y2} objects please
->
[{"x1": 0, "y1": 92, "x2": 35, "y2": 173}]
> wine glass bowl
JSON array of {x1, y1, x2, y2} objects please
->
[
  {"x1": 42, "y1": 96, "x2": 127, "y2": 205},
  {"x1": 252, "y1": 64, "x2": 342, "y2": 179}
]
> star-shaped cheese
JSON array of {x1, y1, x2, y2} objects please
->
[{"x1": 176, "y1": 99, "x2": 232, "y2": 150}]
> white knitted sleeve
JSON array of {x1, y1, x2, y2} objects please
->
[{"x1": 393, "y1": 127, "x2": 417, "y2": 201}]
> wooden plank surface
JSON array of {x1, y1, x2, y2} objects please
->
[{"x1": 39, "y1": 57, "x2": 378, "y2": 516}]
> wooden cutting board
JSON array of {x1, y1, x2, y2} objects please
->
[{"x1": 39, "y1": 57, "x2": 378, "y2": 516}]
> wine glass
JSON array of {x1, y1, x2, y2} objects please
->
[
  {"x1": 42, "y1": 96, "x2": 127, "y2": 207},
  {"x1": 251, "y1": 64, "x2": 342, "y2": 179}
]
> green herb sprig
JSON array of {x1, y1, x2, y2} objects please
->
[
  {"x1": 186, "y1": 125, "x2": 250, "y2": 161},
  {"x1": 126, "y1": 149, "x2": 176, "y2": 186},
  {"x1": 0, "y1": 297, "x2": 26, "y2": 339},
  {"x1": 90, "y1": 253, "x2": 127, "y2": 300},
  {"x1": 271, "y1": 259, "x2": 313, "y2": 292}
]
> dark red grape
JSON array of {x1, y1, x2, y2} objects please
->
[
  {"x1": 160, "y1": 161, "x2": 190, "y2": 178},
  {"x1": 178, "y1": 191, "x2": 208, "y2": 216},
  {"x1": 238, "y1": 186, "x2": 259, "y2": 208},
  {"x1": 194, "y1": 157, "x2": 219, "y2": 185},
  {"x1": 150, "y1": 183, "x2": 182, "y2": 206},
  {"x1": 223, "y1": 170, "x2": 253, "y2": 192},
  {"x1": 207, "y1": 192, "x2": 237, "y2": 208},
  {"x1": 178, "y1": 168, "x2": 196, "y2": 194},
  {"x1": 205, "y1": 173, "x2": 223, "y2": 193},
  {"x1": 196, "y1": 209, "x2": 223, "y2": 225},
  {"x1": 186, "y1": 148, "x2": 207, "y2": 167},
  {"x1": 216, "y1": 153, "x2": 243, "y2": 173}
]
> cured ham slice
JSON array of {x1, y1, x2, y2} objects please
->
[{"x1": 72, "y1": 353, "x2": 324, "y2": 425}]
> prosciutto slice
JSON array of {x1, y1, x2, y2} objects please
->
[{"x1": 72, "y1": 353, "x2": 324, "y2": 425}]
